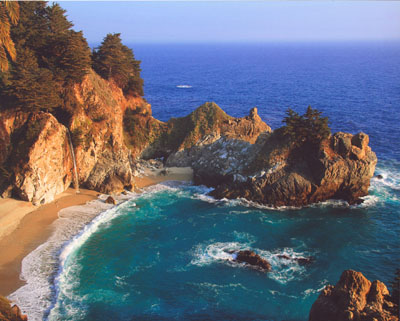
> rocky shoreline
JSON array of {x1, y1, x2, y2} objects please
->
[{"x1": 0, "y1": 69, "x2": 377, "y2": 208}]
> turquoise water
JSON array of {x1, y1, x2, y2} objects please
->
[
  {"x1": 47, "y1": 177, "x2": 399, "y2": 321},
  {"x1": 10, "y1": 43, "x2": 400, "y2": 320}
]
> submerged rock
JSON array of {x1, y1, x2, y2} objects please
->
[
  {"x1": 277, "y1": 254, "x2": 314, "y2": 266},
  {"x1": 309, "y1": 270, "x2": 399, "y2": 321},
  {"x1": 233, "y1": 250, "x2": 272, "y2": 272}
]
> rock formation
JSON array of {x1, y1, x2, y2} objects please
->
[
  {"x1": 0, "y1": 67, "x2": 377, "y2": 208},
  {"x1": 166, "y1": 119, "x2": 376, "y2": 206},
  {"x1": 0, "y1": 111, "x2": 74, "y2": 205},
  {"x1": 0, "y1": 70, "x2": 143, "y2": 202},
  {"x1": 0, "y1": 296, "x2": 27, "y2": 321},
  {"x1": 233, "y1": 250, "x2": 272, "y2": 272},
  {"x1": 309, "y1": 270, "x2": 399, "y2": 321}
]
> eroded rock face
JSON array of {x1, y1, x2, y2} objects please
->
[
  {"x1": 172, "y1": 128, "x2": 377, "y2": 207},
  {"x1": 0, "y1": 112, "x2": 73, "y2": 205},
  {"x1": 309, "y1": 270, "x2": 399, "y2": 321},
  {"x1": 71, "y1": 70, "x2": 138, "y2": 193},
  {"x1": 0, "y1": 70, "x2": 140, "y2": 203}
]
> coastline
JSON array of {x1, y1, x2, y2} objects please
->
[
  {"x1": 0, "y1": 166, "x2": 193, "y2": 298},
  {"x1": 0, "y1": 188, "x2": 98, "y2": 296}
]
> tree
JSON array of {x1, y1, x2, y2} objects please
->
[
  {"x1": 282, "y1": 106, "x2": 331, "y2": 147},
  {"x1": 0, "y1": 0, "x2": 19, "y2": 71},
  {"x1": 7, "y1": 48, "x2": 62, "y2": 112},
  {"x1": 93, "y1": 33, "x2": 143, "y2": 96}
]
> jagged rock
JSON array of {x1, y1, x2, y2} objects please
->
[
  {"x1": 234, "y1": 250, "x2": 272, "y2": 272},
  {"x1": 72, "y1": 70, "x2": 138, "y2": 193},
  {"x1": 105, "y1": 196, "x2": 116, "y2": 205},
  {"x1": 376, "y1": 174, "x2": 383, "y2": 179},
  {"x1": 139, "y1": 102, "x2": 272, "y2": 159},
  {"x1": 0, "y1": 112, "x2": 73, "y2": 205},
  {"x1": 208, "y1": 131, "x2": 377, "y2": 206},
  {"x1": 309, "y1": 270, "x2": 399, "y2": 321},
  {"x1": 0, "y1": 295, "x2": 28, "y2": 321}
]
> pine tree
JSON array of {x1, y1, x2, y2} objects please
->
[
  {"x1": 283, "y1": 106, "x2": 331, "y2": 147},
  {"x1": 7, "y1": 48, "x2": 62, "y2": 112},
  {"x1": 93, "y1": 33, "x2": 143, "y2": 96}
]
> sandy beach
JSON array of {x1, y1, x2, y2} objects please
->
[{"x1": 0, "y1": 167, "x2": 193, "y2": 297}]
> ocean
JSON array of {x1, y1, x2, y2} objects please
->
[{"x1": 10, "y1": 42, "x2": 400, "y2": 321}]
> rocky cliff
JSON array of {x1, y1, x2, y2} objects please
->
[
  {"x1": 0, "y1": 67, "x2": 377, "y2": 207},
  {"x1": 166, "y1": 121, "x2": 377, "y2": 206},
  {"x1": 309, "y1": 270, "x2": 399, "y2": 321},
  {"x1": 0, "y1": 70, "x2": 146, "y2": 203}
]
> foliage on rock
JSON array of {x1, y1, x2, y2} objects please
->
[
  {"x1": 282, "y1": 106, "x2": 331, "y2": 147},
  {"x1": 0, "y1": 1, "x2": 91, "y2": 115},
  {"x1": 92, "y1": 33, "x2": 143, "y2": 97}
]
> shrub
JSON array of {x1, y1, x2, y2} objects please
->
[{"x1": 282, "y1": 106, "x2": 331, "y2": 147}]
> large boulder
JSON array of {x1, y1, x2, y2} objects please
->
[{"x1": 309, "y1": 270, "x2": 399, "y2": 321}]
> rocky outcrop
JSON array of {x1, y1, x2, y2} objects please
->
[
  {"x1": 0, "y1": 296, "x2": 27, "y2": 321},
  {"x1": 0, "y1": 70, "x2": 142, "y2": 203},
  {"x1": 0, "y1": 67, "x2": 376, "y2": 208},
  {"x1": 167, "y1": 124, "x2": 376, "y2": 206},
  {"x1": 70, "y1": 70, "x2": 139, "y2": 193},
  {"x1": 210, "y1": 131, "x2": 376, "y2": 206},
  {"x1": 233, "y1": 250, "x2": 272, "y2": 272},
  {"x1": 0, "y1": 112, "x2": 74, "y2": 205},
  {"x1": 137, "y1": 103, "x2": 271, "y2": 159},
  {"x1": 309, "y1": 270, "x2": 399, "y2": 321}
]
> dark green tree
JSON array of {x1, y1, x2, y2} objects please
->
[
  {"x1": 93, "y1": 33, "x2": 143, "y2": 96},
  {"x1": 283, "y1": 106, "x2": 331, "y2": 147},
  {"x1": 6, "y1": 48, "x2": 62, "y2": 112}
]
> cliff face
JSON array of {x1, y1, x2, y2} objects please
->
[
  {"x1": 165, "y1": 117, "x2": 376, "y2": 207},
  {"x1": 0, "y1": 70, "x2": 148, "y2": 202},
  {"x1": 309, "y1": 270, "x2": 399, "y2": 321},
  {"x1": 0, "y1": 68, "x2": 377, "y2": 207},
  {"x1": 0, "y1": 111, "x2": 74, "y2": 205},
  {"x1": 207, "y1": 131, "x2": 377, "y2": 206}
]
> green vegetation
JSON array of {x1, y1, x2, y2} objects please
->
[
  {"x1": 0, "y1": 2, "x2": 143, "y2": 120},
  {"x1": 282, "y1": 106, "x2": 331, "y2": 147},
  {"x1": 93, "y1": 33, "x2": 144, "y2": 97},
  {"x1": 0, "y1": 2, "x2": 91, "y2": 114}
]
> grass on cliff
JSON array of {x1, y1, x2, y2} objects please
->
[
  {"x1": 123, "y1": 102, "x2": 232, "y2": 157},
  {"x1": 164, "y1": 102, "x2": 232, "y2": 150}
]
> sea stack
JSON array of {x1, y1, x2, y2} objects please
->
[{"x1": 309, "y1": 270, "x2": 399, "y2": 321}]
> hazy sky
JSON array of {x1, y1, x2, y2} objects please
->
[{"x1": 59, "y1": 1, "x2": 400, "y2": 45}]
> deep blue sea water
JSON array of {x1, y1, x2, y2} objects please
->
[{"x1": 13, "y1": 43, "x2": 400, "y2": 321}]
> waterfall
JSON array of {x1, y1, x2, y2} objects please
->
[{"x1": 66, "y1": 130, "x2": 79, "y2": 192}]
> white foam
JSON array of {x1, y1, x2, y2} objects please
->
[
  {"x1": 190, "y1": 241, "x2": 311, "y2": 284},
  {"x1": 176, "y1": 85, "x2": 192, "y2": 88},
  {"x1": 8, "y1": 193, "x2": 139, "y2": 321}
]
